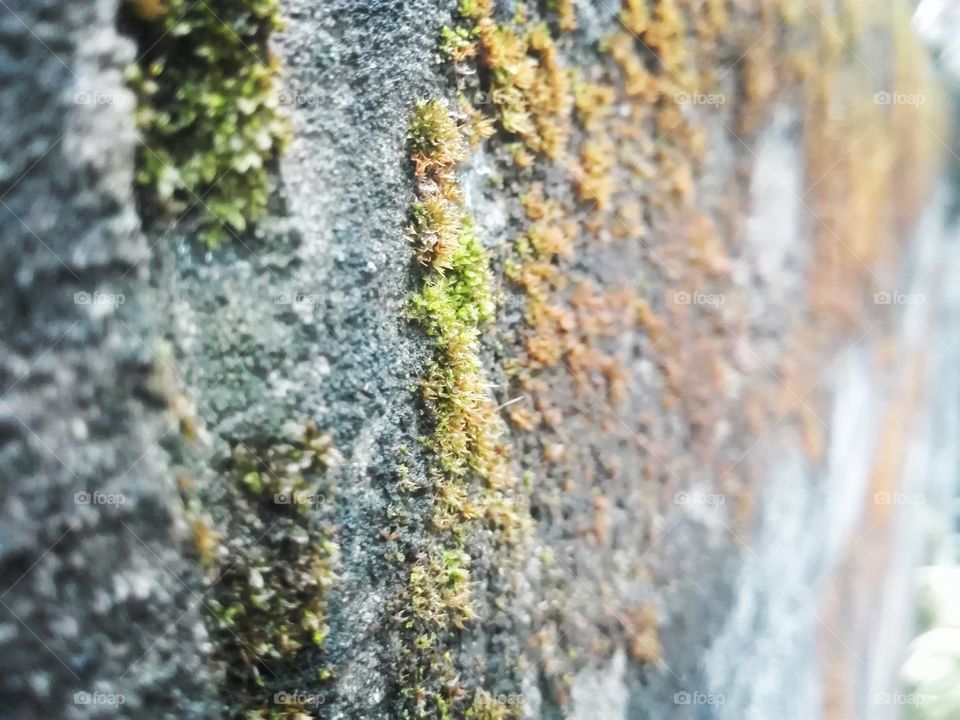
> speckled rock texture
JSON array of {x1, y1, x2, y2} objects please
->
[
  {"x1": 0, "y1": 0, "x2": 215, "y2": 718},
  {"x1": 0, "y1": 1, "x2": 956, "y2": 719}
]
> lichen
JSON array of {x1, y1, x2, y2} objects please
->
[{"x1": 125, "y1": 0, "x2": 290, "y2": 246}]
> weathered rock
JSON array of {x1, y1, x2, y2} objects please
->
[
  {"x1": 0, "y1": 1, "x2": 214, "y2": 718},
  {"x1": 1, "y1": 1, "x2": 956, "y2": 719}
]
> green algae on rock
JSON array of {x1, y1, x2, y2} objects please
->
[{"x1": 125, "y1": 0, "x2": 290, "y2": 246}]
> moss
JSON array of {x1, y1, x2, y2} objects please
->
[
  {"x1": 440, "y1": 4, "x2": 572, "y2": 162},
  {"x1": 409, "y1": 548, "x2": 475, "y2": 629},
  {"x1": 421, "y1": 0, "x2": 937, "y2": 711},
  {"x1": 407, "y1": 100, "x2": 501, "y2": 484},
  {"x1": 573, "y1": 81, "x2": 616, "y2": 133},
  {"x1": 622, "y1": 603, "x2": 663, "y2": 665},
  {"x1": 197, "y1": 422, "x2": 339, "y2": 718},
  {"x1": 402, "y1": 98, "x2": 527, "y2": 719},
  {"x1": 421, "y1": 0, "x2": 943, "y2": 713},
  {"x1": 190, "y1": 514, "x2": 221, "y2": 570},
  {"x1": 125, "y1": 0, "x2": 289, "y2": 246},
  {"x1": 577, "y1": 138, "x2": 616, "y2": 210},
  {"x1": 458, "y1": 97, "x2": 498, "y2": 148},
  {"x1": 466, "y1": 690, "x2": 516, "y2": 719},
  {"x1": 129, "y1": 0, "x2": 166, "y2": 21},
  {"x1": 507, "y1": 143, "x2": 535, "y2": 169},
  {"x1": 553, "y1": 0, "x2": 577, "y2": 33},
  {"x1": 619, "y1": 0, "x2": 650, "y2": 35},
  {"x1": 604, "y1": 31, "x2": 658, "y2": 101},
  {"x1": 644, "y1": 0, "x2": 691, "y2": 83},
  {"x1": 459, "y1": 0, "x2": 493, "y2": 22},
  {"x1": 410, "y1": 195, "x2": 465, "y2": 271},
  {"x1": 410, "y1": 99, "x2": 468, "y2": 177},
  {"x1": 440, "y1": 25, "x2": 478, "y2": 62},
  {"x1": 697, "y1": 0, "x2": 728, "y2": 41}
]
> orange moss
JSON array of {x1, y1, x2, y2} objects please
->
[
  {"x1": 577, "y1": 138, "x2": 616, "y2": 209},
  {"x1": 464, "y1": 6, "x2": 573, "y2": 161},
  {"x1": 619, "y1": 0, "x2": 650, "y2": 36},
  {"x1": 556, "y1": 0, "x2": 576, "y2": 32},
  {"x1": 573, "y1": 81, "x2": 616, "y2": 133},
  {"x1": 606, "y1": 32, "x2": 658, "y2": 102}
]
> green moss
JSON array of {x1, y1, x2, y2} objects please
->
[
  {"x1": 466, "y1": 690, "x2": 516, "y2": 719},
  {"x1": 440, "y1": 25, "x2": 477, "y2": 61},
  {"x1": 410, "y1": 196, "x2": 465, "y2": 271},
  {"x1": 409, "y1": 99, "x2": 468, "y2": 176},
  {"x1": 409, "y1": 548, "x2": 474, "y2": 629},
  {"x1": 125, "y1": 0, "x2": 290, "y2": 246},
  {"x1": 200, "y1": 422, "x2": 339, "y2": 718},
  {"x1": 411, "y1": 221, "x2": 495, "y2": 344},
  {"x1": 459, "y1": 0, "x2": 493, "y2": 22},
  {"x1": 406, "y1": 102, "x2": 502, "y2": 485},
  {"x1": 401, "y1": 98, "x2": 526, "y2": 718}
]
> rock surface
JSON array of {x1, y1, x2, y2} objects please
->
[{"x1": 0, "y1": 1, "x2": 956, "y2": 719}]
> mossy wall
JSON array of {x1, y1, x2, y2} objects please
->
[
  {"x1": 141, "y1": 0, "x2": 944, "y2": 717},
  {"x1": 0, "y1": 1, "x2": 949, "y2": 719}
]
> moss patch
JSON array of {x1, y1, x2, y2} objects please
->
[
  {"x1": 193, "y1": 422, "x2": 339, "y2": 718},
  {"x1": 125, "y1": 0, "x2": 290, "y2": 246},
  {"x1": 405, "y1": 0, "x2": 942, "y2": 715},
  {"x1": 400, "y1": 98, "x2": 524, "y2": 719}
]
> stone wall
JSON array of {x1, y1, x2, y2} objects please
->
[{"x1": 0, "y1": 1, "x2": 953, "y2": 719}]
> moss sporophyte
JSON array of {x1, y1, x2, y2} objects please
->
[{"x1": 126, "y1": 0, "x2": 289, "y2": 246}]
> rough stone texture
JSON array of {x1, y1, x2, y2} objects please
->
[
  {"x1": 0, "y1": 0, "x2": 215, "y2": 718},
  {"x1": 151, "y1": 3, "x2": 456, "y2": 717},
  {"x1": 1, "y1": 1, "x2": 957, "y2": 719}
]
